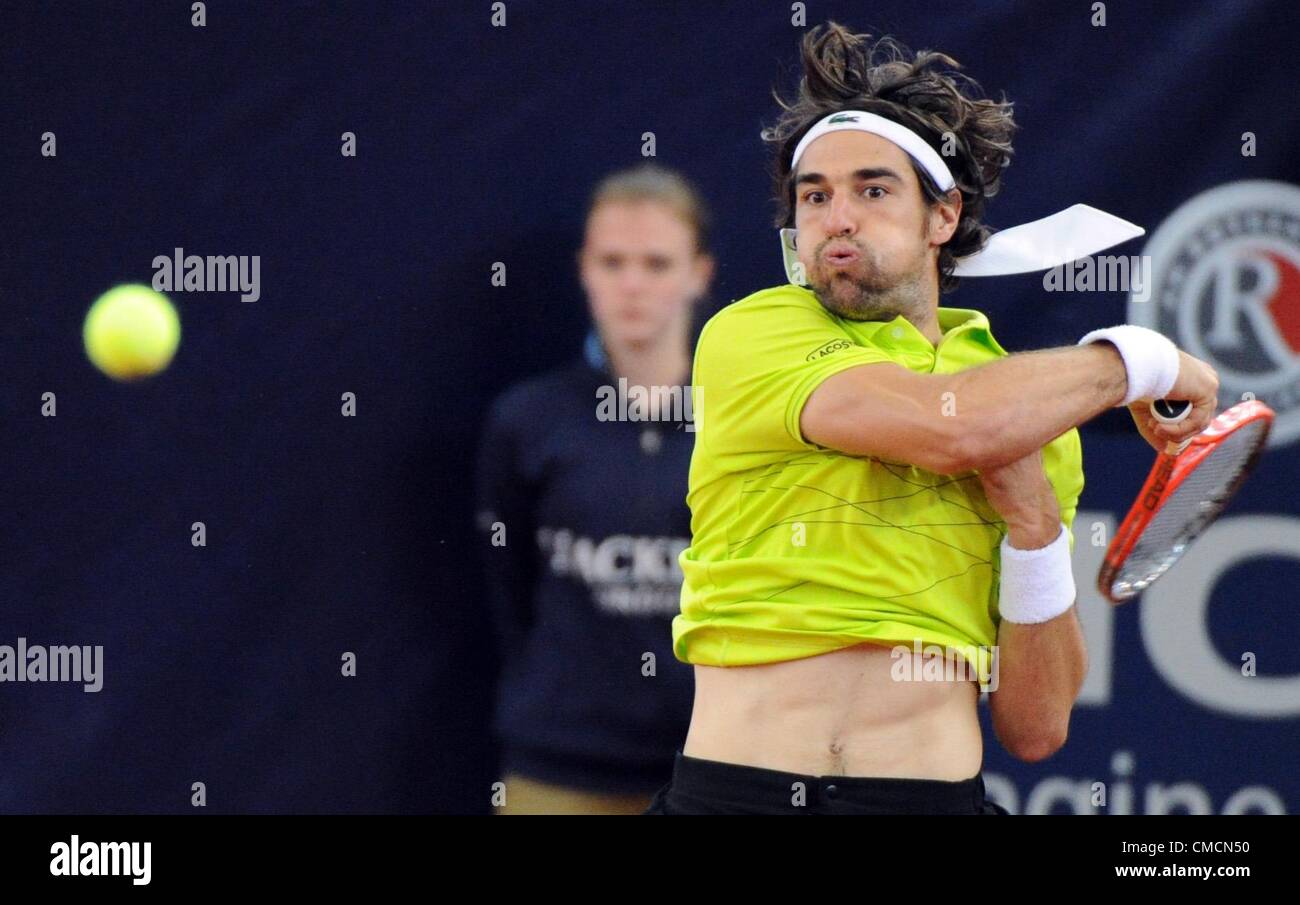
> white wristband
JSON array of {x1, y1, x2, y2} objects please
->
[
  {"x1": 1077, "y1": 324, "x2": 1180, "y2": 407},
  {"x1": 997, "y1": 523, "x2": 1076, "y2": 624}
]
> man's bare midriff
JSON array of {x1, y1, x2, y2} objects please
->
[{"x1": 682, "y1": 641, "x2": 983, "y2": 780}]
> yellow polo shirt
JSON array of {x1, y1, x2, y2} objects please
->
[{"x1": 672, "y1": 284, "x2": 1084, "y2": 682}]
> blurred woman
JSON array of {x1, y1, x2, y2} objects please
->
[{"x1": 475, "y1": 163, "x2": 715, "y2": 814}]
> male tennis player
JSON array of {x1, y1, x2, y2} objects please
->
[{"x1": 644, "y1": 23, "x2": 1220, "y2": 815}]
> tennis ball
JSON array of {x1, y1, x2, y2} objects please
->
[{"x1": 83, "y1": 284, "x2": 181, "y2": 381}]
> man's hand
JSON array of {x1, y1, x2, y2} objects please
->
[
  {"x1": 977, "y1": 446, "x2": 1061, "y2": 549},
  {"x1": 1128, "y1": 350, "x2": 1220, "y2": 452}
]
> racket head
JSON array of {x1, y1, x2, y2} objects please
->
[{"x1": 1098, "y1": 399, "x2": 1274, "y2": 604}]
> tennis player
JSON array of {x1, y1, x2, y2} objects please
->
[{"x1": 644, "y1": 24, "x2": 1220, "y2": 815}]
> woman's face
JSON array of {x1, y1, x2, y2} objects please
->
[{"x1": 579, "y1": 199, "x2": 712, "y2": 349}]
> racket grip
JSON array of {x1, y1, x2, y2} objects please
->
[
  {"x1": 1150, "y1": 398, "x2": 1192, "y2": 423},
  {"x1": 1150, "y1": 399, "x2": 1194, "y2": 456}
]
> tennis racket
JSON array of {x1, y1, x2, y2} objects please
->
[{"x1": 1097, "y1": 397, "x2": 1274, "y2": 604}]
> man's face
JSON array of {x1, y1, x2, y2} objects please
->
[
  {"x1": 793, "y1": 130, "x2": 954, "y2": 320},
  {"x1": 579, "y1": 200, "x2": 710, "y2": 348}
]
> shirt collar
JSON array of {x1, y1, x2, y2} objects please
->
[
  {"x1": 790, "y1": 284, "x2": 1003, "y2": 351},
  {"x1": 832, "y1": 304, "x2": 1000, "y2": 354},
  {"x1": 935, "y1": 307, "x2": 1000, "y2": 350}
]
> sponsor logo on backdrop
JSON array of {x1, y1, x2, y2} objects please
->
[
  {"x1": 1129, "y1": 180, "x2": 1300, "y2": 447},
  {"x1": 1065, "y1": 510, "x2": 1299, "y2": 812}
]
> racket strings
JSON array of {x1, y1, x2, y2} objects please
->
[{"x1": 1111, "y1": 421, "x2": 1267, "y2": 597}]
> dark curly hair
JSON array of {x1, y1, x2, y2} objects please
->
[{"x1": 762, "y1": 24, "x2": 1017, "y2": 293}]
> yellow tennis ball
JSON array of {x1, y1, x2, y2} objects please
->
[{"x1": 83, "y1": 284, "x2": 181, "y2": 381}]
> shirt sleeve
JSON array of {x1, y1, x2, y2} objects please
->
[
  {"x1": 693, "y1": 293, "x2": 899, "y2": 464},
  {"x1": 473, "y1": 390, "x2": 539, "y2": 662}
]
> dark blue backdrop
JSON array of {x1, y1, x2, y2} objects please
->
[{"x1": 2, "y1": 1, "x2": 1297, "y2": 813}]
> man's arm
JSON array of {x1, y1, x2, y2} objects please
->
[
  {"x1": 979, "y1": 449, "x2": 1087, "y2": 762},
  {"x1": 989, "y1": 606, "x2": 1088, "y2": 762},
  {"x1": 987, "y1": 514, "x2": 1087, "y2": 763},
  {"x1": 800, "y1": 341, "x2": 1216, "y2": 473}
]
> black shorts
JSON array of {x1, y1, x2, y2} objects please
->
[{"x1": 643, "y1": 751, "x2": 1009, "y2": 815}]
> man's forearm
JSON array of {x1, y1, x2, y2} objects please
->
[
  {"x1": 989, "y1": 607, "x2": 1088, "y2": 762},
  {"x1": 944, "y1": 343, "x2": 1127, "y2": 470}
]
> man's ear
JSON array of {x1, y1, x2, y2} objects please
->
[{"x1": 930, "y1": 189, "x2": 963, "y2": 246}]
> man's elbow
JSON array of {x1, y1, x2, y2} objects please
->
[
  {"x1": 1000, "y1": 722, "x2": 1070, "y2": 764},
  {"x1": 926, "y1": 417, "x2": 1008, "y2": 474}
]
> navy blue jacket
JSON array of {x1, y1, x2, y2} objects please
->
[{"x1": 474, "y1": 342, "x2": 695, "y2": 794}]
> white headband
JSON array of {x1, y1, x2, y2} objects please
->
[
  {"x1": 780, "y1": 109, "x2": 1145, "y2": 282},
  {"x1": 790, "y1": 110, "x2": 956, "y2": 192}
]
